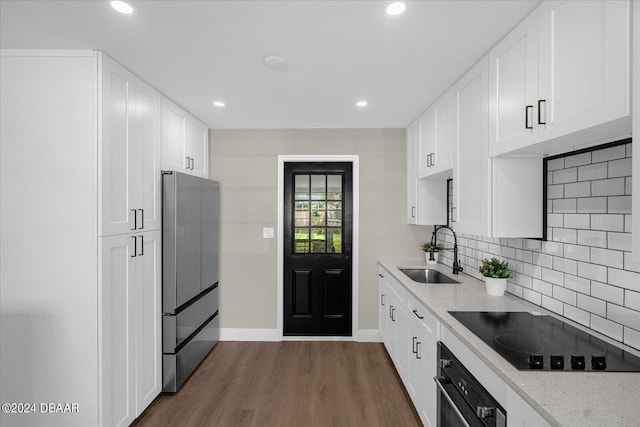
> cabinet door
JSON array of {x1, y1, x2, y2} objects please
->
[
  {"x1": 417, "y1": 109, "x2": 435, "y2": 178},
  {"x1": 135, "y1": 231, "x2": 162, "y2": 414},
  {"x1": 454, "y1": 57, "x2": 490, "y2": 236},
  {"x1": 100, "y1": 235, "x2": 136, "y2": 427},
  {"x1": 137, "y1": 80, "x2": 162, "y2": 231},
  {"x1": 186, "y1": 117, "x2": 209, "y2": 178},
  {"x1": 161, "y1": 98, "x2": 188, "y2": 173},
  {"x1": 99, "y1": 54, "x2": 138, "y2": 236},
  {"x1": 429, "y1": 89, "x2": 454, "y2": 176},
  {"x1": 489, "y1": 11, "x2": 539, "y2": 156},
  {"x1": 538, "y1": 0, "x2": 631, "y2": 142},
  {"x1": 406, "y1": 121, "x2": 419, "y2": 224}
]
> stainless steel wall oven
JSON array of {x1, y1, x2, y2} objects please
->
[{"x1": 435, "y1": 342, "x2": 506, "y2": 427}]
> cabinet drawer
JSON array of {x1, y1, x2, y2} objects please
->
[{"x1": 408, "y1": 296, "x2": 437, "y2": 339}]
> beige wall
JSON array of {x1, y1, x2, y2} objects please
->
[{"x1": 209, "y1": 128, "x2": 428, "y2": 332}]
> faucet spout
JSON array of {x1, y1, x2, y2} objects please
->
[{"x1": 432, "y1": 225, "x2": 464, "y2": 274}]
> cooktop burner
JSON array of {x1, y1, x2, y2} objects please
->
[{"x1": 449, "y1": 311, "x2": 640, "y2": 372}]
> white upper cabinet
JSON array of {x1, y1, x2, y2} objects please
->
[
  {"x1": 162, "y1": 98, "x2": 209, "y2": 178},
  {"x1": 406, "y1": 120, "x2": 448, "y2": 226},
  {"x1": 99, "y1": 54, "x2": 162, "y2": 236},
  {"x1": 488, "y1": 11, "x2": 539, "y2": 156},
  {"x1": 490, "y1": 0, "x2": 631, "y2": 157},
  {"x1": 417, "y1": 89, "x2": 454, "y2": 178},
  {"x1": 453, "y1": 57, "x2": 490, "y2": 236},
  {"x1": 633, "y1": 1, "x2": 640, "y2": 263}
]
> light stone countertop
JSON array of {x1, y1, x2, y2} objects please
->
[{"x1": 379, "y1": 259, "x2": 640, "y2": 427}]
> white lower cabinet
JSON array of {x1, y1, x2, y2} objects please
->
[
  {"x1": 378, "y1": 267, "x2": 437, "y2": 427},
  {"x1": 100, "y1": 231, "x2": 162, "y2": 427}
]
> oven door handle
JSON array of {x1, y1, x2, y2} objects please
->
[{"x1": 434, "y1": 376, "x2": 471, "y2": 427}]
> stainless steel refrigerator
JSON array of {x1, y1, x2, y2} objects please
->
[{"x1": 162, "y1": 171, "x2": 220, "y2": 392}]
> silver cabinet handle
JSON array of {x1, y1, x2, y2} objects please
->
[
  {"x1": 131, "y1": 209, "x2": 137, "y2": 230},
  {"x1": 412, "y1": 337, "x2": 418, "y2": 354},
  {"x1": 538, "y1": 99, "x2": 546, "y2": 125},
  {"x1": 131, "y1": 236, "x2": 137, "y2": 258},
  {"x1": 138, "y1": 235, "x2": 144, "y2": 256},
  {"x1": 430, "y1": 152, "x2": 435, "y2": 167},
  {"x1": 185, "y1": 156, "x2": 190, "y2": 169},
  {"x1": 411, "y1": 206, "x2": 416, "y2": 218},
  {"x1": 138, "y1": 209, "x2": 144, "y2": 230},
  {"x1": 434, "y1": 377, "x2": 471, "y2": 427},
  {"x1": 191, "y1": 157, "x2": 195, "y2": 170},
  {"x1": 380, "y1": 294, "x2": 385, "y2": 306},
  {"x1": 416, "y1": 341, "x2": 422, "y2": 359},
  {"x1": 525, "y1": 105, "x2": 534, "y2": 129}
]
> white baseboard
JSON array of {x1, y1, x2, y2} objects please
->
[
  {"x1": 219, "y1": 328, "x2": 280, "y2": 342},
  {"x1": 219, "y1": 328, "x2": 382, "y2": 343}
]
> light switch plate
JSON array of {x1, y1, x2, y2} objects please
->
[{"x1": 263, "y1": 227, "x2": 274, "y2": 239}]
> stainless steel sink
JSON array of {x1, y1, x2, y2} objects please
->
[{"x1": 398, "y1": 268, "x2": 460, "y2": 284}]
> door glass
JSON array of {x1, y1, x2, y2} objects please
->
[{"x1": 293, "y1": 173, "x2": 343, "y2": 254}]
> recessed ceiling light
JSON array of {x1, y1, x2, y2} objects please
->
[
  {"x1": 356, "y1": 101, "x2": 368, "y2": 107},
  {"x1": 111, "y1": 0, "x2": 134, "y2": 15},
  {"x1": 264, "y1": 55, "x2": 287, "y2": 69},
  {"x1": 213, "y1": 101, "x2": 225, "y2": 108},
  {"x1": 385, "y1": 1, "x2": 407, "y2": 17}
]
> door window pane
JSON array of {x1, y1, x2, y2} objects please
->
[
  {"x1": 310, "y1": 175, "x2": 326, "y2": 200},
  {"x1": 310, "y1": 228, "x2": 326, "y2": 253},
  {"x1": 327, "y1": 175, "x2": 342, "y2": 200},
  {"x1": 294, "y1": 228, "x2": 310, "y2": 253},
  {"x1": 327, "y1": 201, "x2": 342, "y2": 227},
  {"x1": 327, "y1": 229, "x2": 342, "y2": 253},
  {"x1": 295, "y1": 175, "x2": 309, "y2": 200},
  {"x1": 295, "y1": 201, "x2": 309, "y2": 226},
  {"x1": 310, "y1": 201, "x2": 326, "y2": 226}
]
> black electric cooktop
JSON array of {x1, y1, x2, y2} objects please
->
[{"x1": 449, "y1": 311, "x2": 640, "y2": 372}]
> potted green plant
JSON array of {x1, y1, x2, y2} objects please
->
[
  {"x1": 421, "y1": 242, "x2": 444, "y2": 265},
  {"x1": 478, "y1": 257, "x2": 511, "y2": 296}
]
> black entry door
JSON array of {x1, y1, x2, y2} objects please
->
[{"x1": 283, "y1": 162, "x2": 352, "y2": 336}]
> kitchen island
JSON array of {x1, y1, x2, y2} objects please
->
[{"x1": 379, "y1": 259, "x2": 640, "y2": 427}]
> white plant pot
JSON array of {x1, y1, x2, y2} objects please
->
[
  {"x1": 426, "y1": 252, "x2": 439, "y2": 265},
  {"x1": 484, "y1": 277, "x2": 507, "y2": 296}
]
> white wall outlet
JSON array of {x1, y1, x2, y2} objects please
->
[{"x1": 263, "y1": 227, "x2": 274, "y2": 239}]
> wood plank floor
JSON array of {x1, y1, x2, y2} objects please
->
[{"x1": 131, "y1": 342, "x2": 422, "y2": 427}]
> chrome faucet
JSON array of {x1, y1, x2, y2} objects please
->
[{"x1": 430, "y1": 225, "x2": 463, "y2": 275}]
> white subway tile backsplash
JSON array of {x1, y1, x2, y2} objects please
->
[
  {"x1": 563, "y1": 214, "x2": 590, "y2": 229},
  {"x1": 447, "y1": 142, "x2": 636, "y2": 350},
  {"x1": 577, "y1": 197, "x2": 607, "y2": 213},
  {"x1": 532, "y1": 279, "x2": 553, "y2": 296},
  {"x1": 547, "y1": 184, "x2": 564, "y2": 199},
  {"x1": 591, "y1": 177, "x2": 625, "y2": 196},
  {"x1": 590, "y1": 248, "x2": 624, "y2": 269},
  {"x1": 624, "y1": 327, "x2": 640, "y2": 349},
  {"x1": 578, "y1": 162, "x2": 607, "y2": 181},
  {"x1": 608, "y1": 232, "x2": 632, "y2": 252},
  {"x1": 553, "y1": 257, "x2": 577, "y2": 275},
  {"x1": 564, "y1": 304, "x2": 590, "y2": 327},
  {"x1": 608, "y1": 268, "x2": 640, "y2": 292},
  {"x1": 607, "y1": 303, "x2": 640, "y2": 330},
  {"x1": 542, "y1": 295, "x2": 564, "y2": 315},
  {"x1": 563, "y1": 244, "x2": 590, "y2": 262},
  {"x1": 564, "y1": 152, "x2": 591, "y2": 167},
  {"x1": 607, "y1": 157, "x2": 632, "y2": 178},
  {"x1": 577, "y1": 294, "x2": 606, "y2": 317},
  {"x1": 577, "y1": 230, "x2": 608, "y2": 248},
  {"x1": 591, "y1": 281, "x2": 623, "y2": 305},
  {"x1": 552, "y1": 228, "x2": 577, "y2": 244},
  {"x1": 592, "y1": 144, "x2": 626, "y2": 162},
  {"x1": 590, "y1": 214, "x2": 624, "y2": 232},
  {"x1": 552, "y1": 199, "x2": 577, "y2": 213},
  {"x1": 577, "y1": 262, "x2": 608, "y2": 282},
  {"x1": 590, "y1": 315, "x2": 623, "y2": 341},
  {"x1": 542, "y1": 268, "x2": 564, "y2": 286},
  {"x1": 607, "y1": 196, "x2": 632, "y2": 214},
  {"x1": 564, "y1": 274, "x2": 590, "y2": 294},
  {"x1": 564, "y1": 181, "x2": 591, "y2": 198},
  {"x1": 523, "y1": 288, "x2": 542, "y2": 305},
  {"x1": 625, "y1": 290, "x2": 640, "y2": 312}
]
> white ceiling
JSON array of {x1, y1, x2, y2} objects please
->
[{"x1": 0, "y1": 0, "x2": 540, "y2": 129}]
